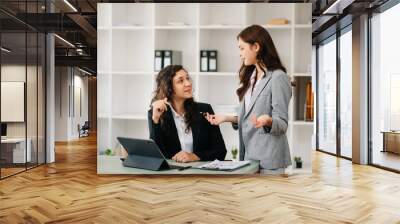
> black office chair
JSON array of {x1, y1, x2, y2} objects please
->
[{"x1": 78, "y1": 121, "x2": 90, "y2": 138}]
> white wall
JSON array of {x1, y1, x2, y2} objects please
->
[
  {"x1": 55, "y1": 67, "x2": 89, "y2": 141},
  {"x1": 55, "y1": 67, "x2": 69, "y2": 141},
  {"x1": 71, "y1": 73, "x2": 89, "y2": 138},
  {"x1": 1, "y1": 64, "x2": 46, "y2": 163},
  {"x1": 1, "y1": 65, "x2": 38, "y2": 138}
]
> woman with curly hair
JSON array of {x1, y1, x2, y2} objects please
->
[{"x1": 148, "y1": 65, "x2": 227, "y2": 163}]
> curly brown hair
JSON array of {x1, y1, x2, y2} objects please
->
[
  {"x1": 236, "y1": 25, "x2": 287, "y2": 101},
  {"x1": 152, "y1": 65, "x2": 198, "y2": 133}
]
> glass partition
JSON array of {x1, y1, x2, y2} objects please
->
[
  {"x1": 370, "y1": 3, "x2": 400, "y2": 171},
  {"x1": 0, "y1": 1, "x2": 46, "y2": 179},
  {"x1": 317, "y1": 36, "x2": 337, "y2": 155},
  {"x1": 339, "y1": 28, "x2": 352, "y2": 158}
]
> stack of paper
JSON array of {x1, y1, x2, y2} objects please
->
[{"x1": 198, "y1": 159, "x2": 250, "y2": 171}]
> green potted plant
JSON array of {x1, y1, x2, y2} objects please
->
[
  {"x1": 294, "y1": 156, "x2": 302, "y2": 168},
  {"x1": 104, "y1": 148, "x2": 113, "y2": 156},
  {"x1": 231, "y1": 147, "x2": 238, "y2": 161}
]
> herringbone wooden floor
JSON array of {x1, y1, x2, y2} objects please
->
[{"x1": 1, "y1": 134, "x2": 400, "y2": 224}]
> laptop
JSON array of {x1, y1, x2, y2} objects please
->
[{"x1": 117, "y1": 137, "x2": 186, "y2": 171}]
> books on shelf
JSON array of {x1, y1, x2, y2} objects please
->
[
  {"x1": 266, "y1": 18, "x2": 290, "y2": 25},
  {"x1": 305, "y1": 81, "x2": 314, "y2": 121},
  {"x1": 154, "y1": 50, "x2": 182, "y2": 71},
  {"x1": 200, "y1": 50, "x2": 218, "y2": 72}
]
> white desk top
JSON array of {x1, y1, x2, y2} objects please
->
[
  {"x1": 97, "y1": 155, "x2": 260, "y2": 175},
  {"x1": 1, "y1": 138, "x2": 27, "y2": 143}
]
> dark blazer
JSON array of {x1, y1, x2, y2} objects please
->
[{"x1": 148, "y1": 102, "x2": 227, "y2": 161}]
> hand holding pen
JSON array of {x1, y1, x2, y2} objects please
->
[{"x1": 151, "y1": 98, "x2": 171, "y2": 124}]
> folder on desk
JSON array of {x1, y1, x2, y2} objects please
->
[{"x1": 197, "y1": 160, "x2": 251, "y2": 171}]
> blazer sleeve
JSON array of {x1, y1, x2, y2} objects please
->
[
  {"x1": 264, "y1": 72, "x2": 292, "y2": 136},
  {"x1": 231, "y1": 104, "x2": 240, "y2": 130},
  {"x1": 196, "y1": 105, "x2": 227, "y2": 161},
  {"x1": 148, "y1": 109, "x2": 171, "y2": 158}
]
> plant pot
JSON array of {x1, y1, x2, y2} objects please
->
[{"x1": 295, "y1": 162, "x2": 302, "y2": 169}]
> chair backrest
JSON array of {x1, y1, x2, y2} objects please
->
[{"x1": 82, "y1": 121, "x2": 90, "y2": 129}]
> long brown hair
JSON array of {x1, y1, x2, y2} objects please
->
[
  {"x1": 152, "y1": 65, "x2": 197, "y2": 133},
  {"x1": 236, "y1": 25, "x2": 287, "y2": 101}
]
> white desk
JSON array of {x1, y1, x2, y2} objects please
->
[
  {"x1": 1, "y1": 138, "x2": 31, "y2": 163},
  {"x1": 97, "y1": 155, "x2": 260, "y2": 175}
]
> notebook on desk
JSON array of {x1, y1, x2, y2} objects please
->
[{"x1": 197, "y1": 160, "x2": 251, "y2": 171}]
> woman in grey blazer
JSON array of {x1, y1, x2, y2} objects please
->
[{"x1": 206, "y1": 25, "x2": 292, "y2": 173}]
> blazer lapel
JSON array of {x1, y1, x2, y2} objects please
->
[
  {"x1": 244, "y1": 71, "x2": 272, "y2": 119},
  {"x1": 165, "y1": 106, "x2": 182, "y2": 150},
  {"x1": 191, "y1": 117, "x2": 200, "y2": 153}
]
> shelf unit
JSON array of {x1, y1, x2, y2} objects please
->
[{"x1": 97, "y1": 3, "x2": 313, "y2": 173}]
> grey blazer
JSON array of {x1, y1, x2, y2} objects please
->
[{"x1": 236, "y1": 69, "x2": 292, "y2": 170}]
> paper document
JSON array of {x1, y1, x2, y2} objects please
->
[{"x1": 197, "y1": 160, "x2": 251, "y2": 171}]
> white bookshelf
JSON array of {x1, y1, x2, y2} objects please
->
[{"x1": 97, "y1": 3, "x2": 313, "y2": 173}]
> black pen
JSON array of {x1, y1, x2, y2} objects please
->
[{"x1": 178, "y1": 166, "x2": 192, "y2": 171}]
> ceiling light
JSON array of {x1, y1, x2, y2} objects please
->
[
  {"x1": 78, "y1": 67, "x2": 92, "y2": 76},
  {"x1": 63, "y1": 0, "x2": 78, "y2": 12},
  {"x1": 323, "y1": 0, "x2": 351, "y2": 15},
  {"x1": 54, "y1": 34, "x2": 75, "y2": 48},
  {"x1": 1, "y1": 47, "x2": 11, "y2": 53},
  {"x1": 322, "y1": 0, "x2": 340, "y2": 14}
]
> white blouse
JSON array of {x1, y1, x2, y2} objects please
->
[
  {"x1": 170, "y1": 105, "x2": 193, "y2": 153},
  {"x1": 244, "y1": 70, "x2": 264, "y2": 114}
]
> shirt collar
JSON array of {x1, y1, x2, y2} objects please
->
[
  {"x1": 250, "y1": 69, "x2": 257, "y2": 82},
  {"x1": 251, "y1": 69, "x2": 267, "y2": 82},
  {"x1": 169, "y1": 103, "x2": 184, "y2": 118}
]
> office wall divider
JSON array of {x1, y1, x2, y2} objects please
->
[
  {"x1": 336, "y1": 29, "x2": 341, "y2": 159},
  {"x1": 0, "y1": 1, "x2": 47, "y2": 180},
  {"x1": 315, "y1": 23, "x2": 353, "y2": 161},
  {"x1": 368, "y1": 0, "x2": 400, "y2": 172}
]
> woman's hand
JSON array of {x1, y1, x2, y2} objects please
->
[
  {"x1": 120, "y1": 147, "x2": 128, "y2": 158},
  {"x1": 172, "y1": 151, "x2": 200, "y2": 163},
  {"x1": 250, "y1": 114, "x2": 272, "y2": 128},
  {"x1": 204, "y1": 113, "x2": 227, "y2": 125},
  {"x1": 152, "y1": 98, "x2": 170, "y2": 124}
]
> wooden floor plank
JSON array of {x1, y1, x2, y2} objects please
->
[{"x1": 0, "y1": 134, "x2": 400, "y2": 223}]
